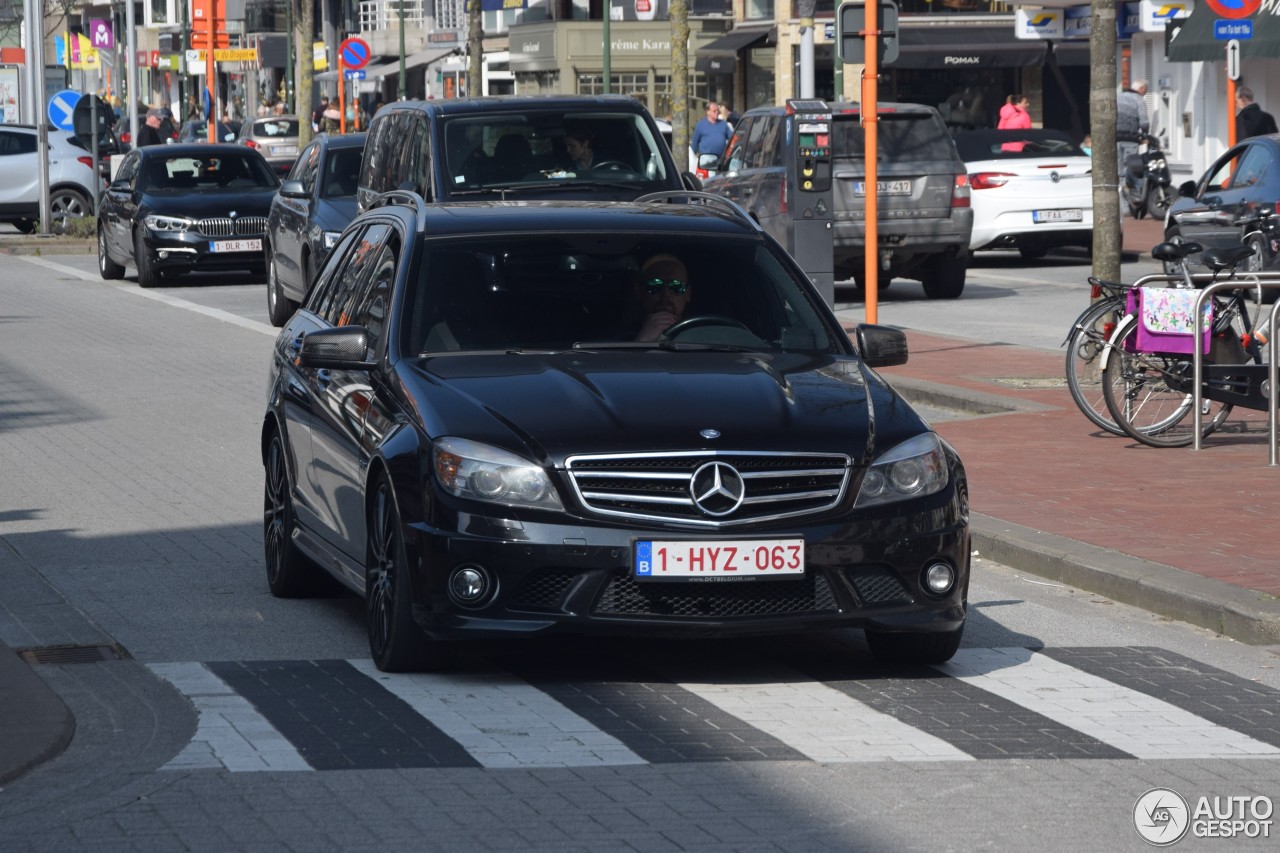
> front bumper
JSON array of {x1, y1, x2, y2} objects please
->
[
  {"x1": 142, "y1": 229, "x2": 267, "y2": 273},
  {"x1": 970, "y1": 200, "x2": 1095, "y2": 251},
  {"x1": 403, "y1": 493, "x2": 970, "y2": 641}
]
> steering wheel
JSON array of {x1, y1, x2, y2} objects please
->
[
  {"x1": 591, "y1": 160, "x2": 632, "y2": 173},
  {"x1": 660, "y1": 315, "x2": 752, "y2": 341}
]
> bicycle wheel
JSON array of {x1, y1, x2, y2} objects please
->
[
  {"x1": 1065, "y1": 296, "x2": 1127, "y2": 435},
  {"x1": 1101, "y1": 320, "x2": 1233, "y2": 448}
]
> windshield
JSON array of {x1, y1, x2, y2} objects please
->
[
  {"x1": 953, "y1": 129, "x2": 1086, "y2": 160},
  {"x1": 321, "y1": 148, "x2": 363, "y2": 199},
  {"x1": 834, "y1": 113, "x2": 957, "y2": 161},
  {"x1": 440, "y1": 111, "x2": 670, "y2": 192},
  {"x1": 140, "y1": 154, "x2": 279, "y2": 190},
  {"x1": 252, "y1": 118, "x2": 299, "y2": 138},
  {"x1": 400, "y1": 234, "x2": 839, "y2": 356}
]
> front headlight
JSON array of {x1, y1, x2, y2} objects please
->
[
  {"x1": 144, "y1": 214, "x2": 193, "y2": 232},
  {"x1": 322, "y1": 230, "x2": 341, "y2": 250},
  {"x1": 854, "y1": 433, "x2": 949, "y2": 508},
  {"x1": 434, "y1": 437, "x2": 563, "y2": 511}
]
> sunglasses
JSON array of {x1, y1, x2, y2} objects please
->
[{"x1": 643, "y1": 277, "x2": 688, "y2": 295}]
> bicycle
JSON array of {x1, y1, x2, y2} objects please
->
[
  {"x1": 1100, "y1": 244, "x2": 1273, "y2": 448},
  {"x1": 1064, "y1": 241, "x2": 1207, "y2": 435}
]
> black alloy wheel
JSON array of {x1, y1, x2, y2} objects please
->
[
  {"x1": 266, "y1": 247, "x2": 298, "y2": 327},
  {"x1": 98, "y1": 222, "x2": 125, "y2": 280},
  {"x1": 133, "y1": 229, "x2": 159, "y2": 288},
  {"x1": 366, "y1": 476, "x2": 456, "y2": 673},
  {"x1": 263, "y1": 430, "x2": 321, "y2": 597}
]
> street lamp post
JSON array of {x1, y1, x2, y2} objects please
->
[{"x1": 398, "y1": 0, "x2": 406, "y2": 101}]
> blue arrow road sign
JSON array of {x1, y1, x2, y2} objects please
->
[
  {"x1": 344, "y1": 69, "x2": 366, "y2": 80},
  {"x1": 48, "y1": 89, "x2": 83, "y2": 132}
]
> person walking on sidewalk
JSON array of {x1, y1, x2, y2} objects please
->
[
  {"x1": 692, "y1": 101, "x2": 732, "y2": 161},
  {"x1": 1116, "y1": 79, "x2": 1149, "y2": 173},
  {"x1": 1235, "y1": 87, "x2": 1278, "y2": 140}
]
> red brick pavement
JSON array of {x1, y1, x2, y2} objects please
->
[{"x1": 879, "y1": 329, "x2": 1280, "y2": 599}]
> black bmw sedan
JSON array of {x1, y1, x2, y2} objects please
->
[
  {"x1": 263, "y1": 193, "x2": 970, "y2": 673},
  {"x1": 97, "y1": 144, "x2": 279, "y2": 287}
]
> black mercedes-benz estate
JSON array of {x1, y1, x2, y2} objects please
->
[{"x1": 262, "y1": 191, "x2": 970, "y2": 672}]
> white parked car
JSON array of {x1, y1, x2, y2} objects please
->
[
  {"x1": 0, "y1": 125, "x2": 103, "y2": 233},
  {"x1": 953, "y1": 128, "x2": 1093, "y2": 260}
]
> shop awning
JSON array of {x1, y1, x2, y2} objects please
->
[
  {"x1": 694, "y1": 24, "x2": 776, "y2": 73},
  {"x1": 1167, "y1": 7, "x2": 1280, "y2": 62},
  {"x1": 893, "y1": 26, "x2": 1050, "y2": 69},
  {"x1": 363, "y1": 47, "x2": 461, "y2": 80}
]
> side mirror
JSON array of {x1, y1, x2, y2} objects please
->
[
  {"x1": 109, "y1": 178, "x2": 130, "y2": 191},
  {"x1": 1178, "y1": 180, "x2": 1197, "y2": 198},
  {"x1": 853, "y1": 323, "x2": 909, "y2": 368},
  {"x1": 698, "y1": 153, "x2": 720, "y2": 170},
  {"x1": 280, "y1": 179, "x2": 308, "y2": 199},
  {"x1": 299, "y1": 326, "x2": 372, "y2": 370},
  {"x1": 224, "y1": 133, "x2": 236, "y2": 142}
]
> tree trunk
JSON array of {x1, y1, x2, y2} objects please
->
[
  {"x1": 295, "y1": 0, "x2": 315, "y2": 146},
  {"x1": 468, "y1": 0, "x2": 483, "y2": 98},
  {"x1": 1090, "y1": 0, "x2": 1120, "y2": 284},
  {"x1": 669, "y1": 0, "x2": 690, "y2": 173}
]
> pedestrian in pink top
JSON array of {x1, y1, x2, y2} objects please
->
[{"x1": 998, "y1": 94, "x2": 1031, "y2": 151}]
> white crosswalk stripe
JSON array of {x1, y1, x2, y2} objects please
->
[
  {"x1": 148, "y1": 662, "x2": 311, "y2": 772},
  {"x1": 937, "y1": 648, "x2": 1280, "y2": 759},
  {"x1": 346, "y1": 659, "x2": 647, "y2": 768},
  {"x1": 668, "y1": 663, "x2": 973, "y2": 763}
]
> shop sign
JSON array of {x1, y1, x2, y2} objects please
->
[{"x1": 1015, "y1": 8, "x2": 1065, "y2": 39}]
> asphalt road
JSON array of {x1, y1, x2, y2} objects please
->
[{"x1": 1, "y1": 249, "x2": 1277, "y2": 852}]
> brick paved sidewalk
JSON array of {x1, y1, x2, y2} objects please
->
[{"x1": 879, "y1": 328, "x2": 1280, "y2": 600}]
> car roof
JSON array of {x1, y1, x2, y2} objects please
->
[
  {"x1": 314, "y1": 132, "x2": 367, "y2": 148},
  {"x1": 377, "y1": 95, "x2": 656, "y2": 119},
  {"x1": 135, "y1": 143, "x2": 258, "y2": 157},
  {"x1": 373, "y1": 199, "x2": 763, "y2": 241},
  {"x1": 738, "y1": 101, "x2": 938, "y2": 118}
]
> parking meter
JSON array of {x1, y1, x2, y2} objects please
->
[{"x1": 784, "y1": 99, "x2": 834, "y2": 306}]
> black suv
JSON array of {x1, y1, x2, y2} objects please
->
[
  {"x1": 262, "y1": 190, "x2": 970, "y2": 673},
  {"x1": 357, "y1": 95, "x2": 698, "y2": 212},
  {"x1": 704, "y1": 102, "x2": 973, "y2": 299}
]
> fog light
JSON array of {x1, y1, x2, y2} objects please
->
[
  {"x1": 923, "y1": 562, "x2": 955, "y2": 595},
  {"x1": 448, "y1": 564, "x2": 492, "y2": 606},
  {"x1": 158, "y1": 251, "x2": 169, "y2": 259}
]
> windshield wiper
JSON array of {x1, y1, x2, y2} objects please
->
[{"x1": 572, "y1": 340, "x2": 763, "y2": 353}]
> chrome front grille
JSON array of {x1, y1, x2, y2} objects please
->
[
  {"x1": 194, "y1": 216, "x2": 268, "y2": 238},
  {"x1": 566, "y1": 451, "x2": 851, "y2": 527}
]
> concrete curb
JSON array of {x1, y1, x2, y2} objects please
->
[
  {"x1": 0, "y1": 237, "x2": 95, "y2": 256},
  {"x1": 971, "y1": 512, "x2": 1280, "y2": 646},
  {"x1": 0, "y1": 642, "x2": 75, "y2": 786},
  {"x1": 888, "y1": 374, "x2": 1056, "y2": 417}
]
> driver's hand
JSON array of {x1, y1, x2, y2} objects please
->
[{"x1": 636, "y1": 311, "x2": 681, "y2": 342}]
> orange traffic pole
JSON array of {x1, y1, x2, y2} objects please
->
[
  {"x1": 863, "y1": 2, "x2": 880, "y2": 325},
  {"x1": 339, "y1": 56, "x2": 346, "y2": 134},
  {"x1": 206, "y1": 6, "x2": 217, "y2": 142},
  {"x1": 1227, "y1": 74, "x2": 1237, "y2": 149}
]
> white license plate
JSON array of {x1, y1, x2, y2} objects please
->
[
  {"x1": 854, "y1": 180, "x2": 911, "y2": 196},
  {"x1": 209, "y1": 239, "x2": 262, "y2": 253},
  {"x1": 634, "y1": 538, "x2": 804, "y2": 580},
  {"x1": 271, "y1": 145, "x2": 298, "y2": 156},
  {"x1": 1032, "y1": 208, "x2": 1083, "y2": 223}
]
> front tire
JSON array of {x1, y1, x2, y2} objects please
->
[
  {"x1": 98, "y1": 223, "x2": 125, "y2": 280},
  {"x1": 1064, "y1": 296, "x2": 1127, "y2": 436},
  {"x1": 366, "y1": 476, "x2": 457, "y2": 673},
  {"x1": 866, "y1": 625, "x2": 964, "y2": 664},
  {"x1": 266, "y1": 247, "x2": 298, "y2": 327},
  {"x1": 263, "y1": 430, "x2": 323, "y2": 597},
  {"x1": 134, "y1": 229, "x2": 159, "y2": 288},
  {"x1": 1147, "y1": 183, "x2": 1173, "y2": 221}
]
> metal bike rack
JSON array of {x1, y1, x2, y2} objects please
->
[{"x1": 1189, "y1": 274, "x2": 1280, "y2": 462}]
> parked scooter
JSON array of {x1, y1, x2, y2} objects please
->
[{"x1": 1123, "y1": 132, "x2": 1174, "y2": 221}]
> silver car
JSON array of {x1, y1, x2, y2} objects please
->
[
  {"x1": 0, "y1": 125, "x2": 103, "y2": 232},
  {"x1": 237, "y1": 115, "x2": 301, "y2": 176}
]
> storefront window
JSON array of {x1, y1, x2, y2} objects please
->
[
  {"x1": 745, "y1": 0, "x2": 774, "y2": 20},
  {"x1": 577, "y1": 73, "x2": 652, "y2": 109},
  {"x1": 652, "y1": 74, "x2": 709, "y2": 122},
  {"x1": 745, "y1": 48, "x2": 775, "y2": 110}
]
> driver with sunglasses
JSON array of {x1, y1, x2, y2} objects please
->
[{"x1": 634, "y1": 254, "x2": 692, "y2": 341}]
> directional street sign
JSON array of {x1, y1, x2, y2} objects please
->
[
  {"x1": 339, "y1": 37, "x2": 371, "y2": 70},
  {"x1": 1226, "y1": 38, "x2": 1241, "y2": 80},
  {"x1": 344, "y1": 69, "x2": 366, "y2": 80},
  {"x1": 47, "y1": 89, "x2": 83, "y2": 133}
]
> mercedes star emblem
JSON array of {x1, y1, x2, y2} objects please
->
[{"x1": 690, "y1": 461, "x2": 746, "y2": 517}]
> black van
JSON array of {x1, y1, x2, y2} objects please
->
[{"x1": 357, "y1": 96, "x2": 697, "y2": 212}]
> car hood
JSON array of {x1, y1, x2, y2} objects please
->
[
  {"x1": 142, "y1": 187, "x2": 277, "y2": 218},
  {"x1": 405, "y1": 351, "x2": 928, "y2": 465}
]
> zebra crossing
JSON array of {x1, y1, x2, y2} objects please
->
[{"x1": 147, "y1": 646, "x2": 1280, "y2": 773}]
